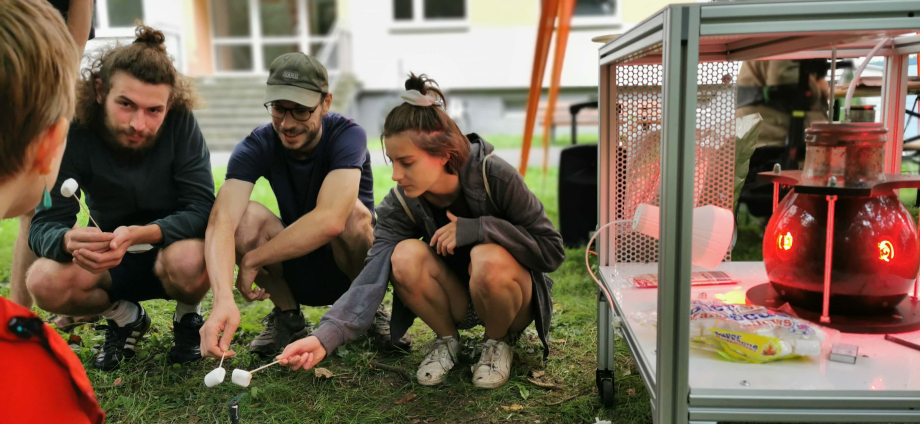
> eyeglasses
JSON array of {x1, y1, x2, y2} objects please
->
[{"x1": 264, "y1": 98, "x2": 324, "y2": 122}]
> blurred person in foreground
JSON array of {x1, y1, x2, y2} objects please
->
[{"x1": 0, "y1": 0, "x2": 103, "y2": 422}]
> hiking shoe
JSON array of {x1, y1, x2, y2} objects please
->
[
  {"x1": 92, "y1": 303, "x2": 151, "y2": 371},
  {"x1": 471, "y1": 339, "x2": 513, "y2": 389},
  {"x1": 369, "y1": 304, "x2": 411, "y2": 353},
  {"x1": 249, "y1": 307, "x2": 312, "y2": 357},
  {"x1": 416, "y1": 336, "x2": 460, "y2": 386},
  {"x1": 168, "y1": 312, "x2": 204, "y2": 364}
]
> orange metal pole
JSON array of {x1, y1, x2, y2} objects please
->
[
  {"x1": 541, "y1": 0, "x2": 576, "y2": 175},
  {"x1": 520, "y1": 0, "x2": 560, "y2": 176}
]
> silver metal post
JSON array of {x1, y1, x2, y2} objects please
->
[
  {"x1": 829, "y1": 46, "x2": 837, "y2": 122},
  {"x1": 655, "y1": 5, "x2": 699, "y2": 424},
  {"x1": 821, "y1": 194, "x2": 837, "y2": 323}
]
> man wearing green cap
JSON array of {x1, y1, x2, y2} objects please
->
[{"x1": 199, "y1": 53, "x2": 399, "y2": 358}]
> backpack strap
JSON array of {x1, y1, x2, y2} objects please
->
[
  {"x1": 393, "y1": 187, "x2": 416, "y2": 224},
  {"x1": 482, "y1": 153, "x2": 498, "y2": 211}
]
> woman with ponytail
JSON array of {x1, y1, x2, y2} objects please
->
[{"x1": 279, "y1": 74, "x2": 564, "y2": 389}]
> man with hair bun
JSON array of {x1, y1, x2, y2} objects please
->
[{"x1": 27, "y1": 24, "x2": 216, "y2": 372}]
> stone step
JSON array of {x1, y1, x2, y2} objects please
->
[{"x1": 196, "y1": 117, "x2": 269, "y2": 128}]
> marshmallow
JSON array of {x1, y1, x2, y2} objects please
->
[
  {"x1": 61, "y1": 178, "x2": 79, "y2": 198},
  {"x1": 231, "y1": 369, "x2": 252, "y2": 387},
  {"x1": 204, "y1": 367, "x2": 226, "y2": 387}
]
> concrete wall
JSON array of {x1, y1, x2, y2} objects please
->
[{"x1": 348, "y1": 0, "x2": 651, "y2": 92}]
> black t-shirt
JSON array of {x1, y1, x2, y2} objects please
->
[
  {"x1": 430, "y1": 191, "x2": 474, "y2": 278},
  {"x1": 226, "y1": 113, "x2": 374, "y2": 226},
  {"x1": 47, "y1": 0, "x2": 96, "y2": 41}
]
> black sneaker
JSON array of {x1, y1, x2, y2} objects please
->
[
  {"x1": 369, "y1": 304, "x2": 411, "y2": 353},
  {"x1": 249, "y1": 307, "x2": 312, "y2": 357},
  {"x1": 168, "y1": 312, "x2": 204, "y2": 364},
  {"x1": 93, "y1": 303, "x2": 151, "y2": 371}
]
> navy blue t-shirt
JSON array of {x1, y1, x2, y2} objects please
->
[{"x1": 226, "y1": 113, "x2": 373, "y2": 226}]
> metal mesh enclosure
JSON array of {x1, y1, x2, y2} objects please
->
[{"x1": 614, "y1": 61, "x2": 740, "y2": 264}]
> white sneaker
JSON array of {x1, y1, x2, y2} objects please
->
[
  {"x1": 416, "y1": 336, "x2": 460, "y2": 386},
  {"x1": 471, "y1": 339, "x2": 513, "y2": 389}
]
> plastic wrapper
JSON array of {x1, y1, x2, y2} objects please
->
[
  {"x1": 628, "y1": 300, "x2": 834, "y2": 363},
  {"x1": 690, "y1": 300, "x2": 830, "y2": 363},
  {"x1": 626, "y1": 271, "x2": 738, "y2": 289}
]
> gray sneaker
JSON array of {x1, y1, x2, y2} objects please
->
[
  {"x1": 249, "y1": 307, "x2": 312, "y2": 357},
  {"x1": 368, "y1": 303, "x2": 411, "y2": 353}
]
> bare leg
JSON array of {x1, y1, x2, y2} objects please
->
[
  {"x1": 330, "y1": 199, "x2": 374, "y2": 281},
  {"x1": 154, "y1": 239, "x2": 210, "y2": 305},
  {"x1": 390, "y1": 239, "x2": 469, "y2": 339},
  {"x1": 9, "y1": 211, "x2": 37, "y2": 307},
  {"x1": 234, "y1": 201, "x2": 298, "y2": 311},
  {"x1": 468, "y1": 244, "x2": 533, "y2": 340},
  {"x1": 26, "y1": 259, "x2": 114, "y2": 316}
]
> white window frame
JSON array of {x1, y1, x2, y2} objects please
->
[
  {"x1": 389, "y1": 0, "x2": 470, "y2": 32},
  {"x1": 571, "y1": 0, "x2": 621, "y2": 29},
  {"x1": 210, "y1": 0, "x2": 332, "y2": 75},
  {"x1": 94, "y1": 0, "x2": 146, "y2": 38}
]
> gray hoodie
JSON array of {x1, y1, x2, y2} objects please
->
[{"x1": 311, "y1": 135, "x2": 565, "y2": 358}]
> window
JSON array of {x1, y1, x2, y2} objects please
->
[
  {"x1": 308, "y1": 0, "x2": 337, "y2": 36},
  {"x1": 94, "y1": 0, "x2": 144, "y2": 35},
  {"x1": 215, "y1": 45, "x2": 253, "y2": 71},
  {"x1": 393, "y1": 0, "x2": 413, "y2": 20},
  {"x1": 212, "y1": 0, "x2": 250, "y2": 38},
  {"x1": 263, "y1": 44, "x2": 300, "y2": 70},
  {"x1": 211, "y1": 0, "x2": 338, "y2": 74},
  {"x1": 423, "y1": 0, "x2": 464, "y2": 20},
  {"x1": 574, "y1": 0, "x2": 616, "y2": 17},
  {"x1": 106, "y1": 0, "x2": 144, "y2": 27},
  {"x1": 260, "y1": 0, "x2": 298, "y2": 37},
  {"x1": 392, "y1": 0, "x2": 466, "y2": 23}
]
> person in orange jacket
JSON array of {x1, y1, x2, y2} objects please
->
[{"x1": 0, "y1": 0, "x2": 104, "y2": 422}]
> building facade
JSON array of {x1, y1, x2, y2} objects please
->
[{"x1": 85, "y1": 0, "x2": 672, "y2": 150}]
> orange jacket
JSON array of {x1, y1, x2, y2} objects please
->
[{"x1": 0, "y1": 297, "x2": 104, "y2": 423}]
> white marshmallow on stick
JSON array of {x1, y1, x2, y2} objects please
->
[
  {"x1": 204, "y1": 351, "x2": 228, "y2": 387},
  {"x1": 231, "y1": 369, "x2": 252, "y2": 387},
  {"x1": 59, "y1": 178, "x2": 101, "y2": 229},
  {"x1": 204, "y1": 367, "x2": 226, "y2": 387},
  {"x1": 231, "y1": 360, "x2": 280, "y2": 387}
]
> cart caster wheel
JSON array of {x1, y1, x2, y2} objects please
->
[{"x1": 599, "y1": 379, "x2": 614, "y2": 408}]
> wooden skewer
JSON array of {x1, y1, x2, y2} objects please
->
[
  {"x1": 219, "y1": 350, "x2": 227, "y2": 368},
  {"x1": 249, "y1": 360, "x2": 280, "y2": 374}
]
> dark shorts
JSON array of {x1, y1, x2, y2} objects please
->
[
  {"x1": 107, "y1": 248, "x2": 170, "y2": 303},
  {"x1": 282, "y1": 243, "x2": 352, "y2": 307}
]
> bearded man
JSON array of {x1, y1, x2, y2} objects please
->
[{"x1": 27, "y1": 25, "x2": 215, "y2": 372}]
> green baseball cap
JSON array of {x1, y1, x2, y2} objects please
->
[{"x1": 265, "y1": 53, "x2": 328, "y2": 107}]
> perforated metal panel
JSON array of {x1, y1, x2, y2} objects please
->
[{"x1": 613, "y1": 61, "x2": 740, "y2": 264}]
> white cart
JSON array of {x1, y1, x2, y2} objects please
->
[{"x1": 595, "y1": 1, "x2": 920, "y2": 423}]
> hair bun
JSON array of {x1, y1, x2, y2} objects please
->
[
  {"x1": 404, "y1": 72, "x2": 446, "y2": 108},
  {"x1": 133, "y1": 25, "x2": 166, "y2": 51}
]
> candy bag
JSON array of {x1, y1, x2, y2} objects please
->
[{"x1": 689, "y1": 300, "x2": 826, "y2": 363}]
